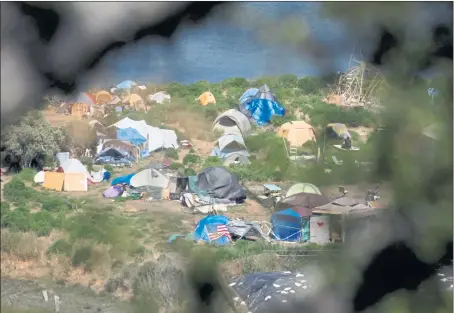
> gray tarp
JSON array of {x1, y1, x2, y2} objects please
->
[
  {"x1": 227, "y1": 220, "x2": 270, "y2": 241},
  {"x1": 276, "y1": 192, "x2": 331, "y2": 210},
  {"x1": 229, "y1": 270, "x2": 318, "y2": 313},
  {"x1": 213, "y1": 109, "x2": 252, "y2": 137},
  {"x1": 196, "y1": 167, "x2": 246, "y2": 201}
]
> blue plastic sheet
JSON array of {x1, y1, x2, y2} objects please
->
[
  {"x1": 243, "y1": 98, "x2": 285, "y2": 126},
  {"x1": 111, "y1": 173, "x2": 135, "y2": 186}
]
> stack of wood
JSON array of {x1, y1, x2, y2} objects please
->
[{"x1": 324, "y1": 60, "x2": 386, "y2": 112}]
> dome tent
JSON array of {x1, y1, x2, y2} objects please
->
[{"x1": 286, "y1": 183, "x2": 321, "y2": 198}]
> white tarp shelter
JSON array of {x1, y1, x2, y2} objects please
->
[
  {"x1": 148, "y1": 91, "x2": 171, "y2": 104},
  {"x1": 110, "y1": 117, "x2": 179, "y2": 153},
  {"x1": 130, "y1": 168, "x2": 170, "y2": 188}
]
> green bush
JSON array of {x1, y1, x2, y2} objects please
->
[
  {"x1": 104, "y1": 164, "x2": 114, "y2": 172},
  {"x1": 164, "y1": 148, "x2": 179, "y2": 160},
  {"x1": 182, "y1": 153, "x2": 201, "y2": 166},
  {"x1": 16, "y1": 168, "x2": 36, "y2": 183},
  {"x1": 169, "y1": 162, "x2": 183, "y2": 170},
  {"x1": 183, "y1": 168, "x2": 197, "y2": 176},
  {"x1": 41, "y1": 197, "x2": 71, "y2": 212},
  {"x1": 202, "y1": 156, "x2": 224, "y2": 169}
]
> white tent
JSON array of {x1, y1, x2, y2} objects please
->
[
  {"x1": 130, "y1": 169, "x2": 170, "y2": 188},
  {"x1": 61, "y1": 158, "x2": 90, "y2": 177},
  {"x1": 213, "y1": 109, "x2": 252, "y2": 137},
  {"x1": 148, "y1": 91, "x2": 171, "y2": 104}
]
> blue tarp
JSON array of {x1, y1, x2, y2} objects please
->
[
  {"x1": 116, "y1": 80, "x2": 137, "y2": 89},
  {"x1": 193, "y1": 215, "x2": 231, "y2": 245},
  {"x1": 242, "y1": 98, "x2": 285, "y2": 126},
  {"x1": 111, "y1": 173, "x2": 135, "y2": 186},
  {"x1": 239, "y1": 88, "x2": 259, "y2": 105},
  {"x1": 116, "y1": 127, "x2": 146, "y2": 146},
  {"x1": 271, "y1": 208, "x2": 302, "y2": 242}
]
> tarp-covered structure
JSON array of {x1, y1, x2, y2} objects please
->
[
  {"x1": 271, "y1": 208, "x2": 308, "y2": 242},
  {"x1": 277, "y1": 121, "x2": 316, "y2": 147},
  {"x1": 192, "y1": 167, "x2": 246, "y2": 201},
  {"x1": 326, "y1": 123, "x2": 351, "y2": 139},
  {"x1": 286, "y1": 183, "x2": 322, "y2": 198},
  {"x1": 193, "y1": 215, "x2": 231, "y2": 245},
  {"x1": 212, "y1": 109, "x2": 252, "y2": 137},
  {"x1": 109, "y1": 117, "x2": 179, "y2": 155},
  {"x1": 239, "y1": 84, "x2": 285, "y2": 126},
  {"x1": 228, "y1": 270, "x2": 317, "y2": 313},
  {"x1": 148, "y1": 91, "x2": 171, "y2": 104},
  {"x1": 197, "y1": 91, "x2": 216, "y2": 106}
]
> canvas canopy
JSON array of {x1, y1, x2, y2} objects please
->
[
  {"x1": 196, "y1": 167, "x2": 246, "y2": 200},
  {"x1": 286, "y1": 183, "x2": 322, "y2": 198},
  {"x1": 197, "y1": 91, "x2": 216, "y2": 106},
  {"x1": 277, "y1": 121, "x2": 316, "y2": 147},
  {"x1": 95, "y1": 90, "x2": 113, "y2": 104},
  {"x1": 213, "y1": 109, "x2": 252, "y2": 137},
  {"x1": 148, "y1": 91, "x2": 171, "y2": 104},
  {"x1": 130, "y1": 168, "x2": 170, "y2": 188}
]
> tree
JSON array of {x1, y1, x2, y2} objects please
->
[
  {"x1": 1, "y1": 111, "x2": 65, "y2": 168},
  {"x1": 65, "y1": 120, "x2": 97, "y2": 156}
]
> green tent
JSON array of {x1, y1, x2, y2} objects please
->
[{"x1": 286, "y1": 183, "x2": 322, "y2": 198}]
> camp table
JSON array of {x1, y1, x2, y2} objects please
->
[{"x1": 263, "y1": 184, "x2": 281, "y2": 198}]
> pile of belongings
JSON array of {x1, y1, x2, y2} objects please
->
[
  {"x1": 238, "y1": 84, "x2": 285, "y2": 126},
  {"x1": 34, "y1": 158, "x2": 109, "y2": 192},
  {"x1": 181, "y1": 167, "x2": 247, "y2": 213},
  {"x1": 94, "y1": 147, "x2": 133, "y2": 167}
]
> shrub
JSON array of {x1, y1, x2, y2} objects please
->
[
  {"x1": 165, "y1": 148, "x2": 179, "y2": 160},
  {"x1": 16, "y1": 168, "x2": 36, "y2": 182},
  {"x1": 1, "y1": 229, "x2": 42, "y2": 260},
  {"x1": 41, "y1": 197, "x2": 71, "y2": 212},
  {"x1": 202, "y1": 156, "x2": 224, "y2": 169},
  {"x1": 104, "y1": 164, "x2": 114, "y2": 172},
  {"x1": 169, "y1": 162, "x2": 183, "y2": 170},
  {"x1": 182, "y1": 153, "x2": 201, "y2": 166},
  {"x1": 80, "y1": 156, "x2": 93, "y2": 172},
  {"x1": 183, "y1": 168, "x2": 196, "y2": 176}
]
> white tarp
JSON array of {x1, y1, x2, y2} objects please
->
[
  {"x1": 148, "y1": 91, "x2": 171, "y2": 104},
  {"x1": 130, "y1": 168, "x2": 170, "y2": 188},
  {"x1": 111, "y1": 118, "x2": 179, "y2": 152},
  {"x1": 34, "y1": 171, "x2": 45, "y2": 184}
]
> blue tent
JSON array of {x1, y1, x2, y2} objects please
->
[
  {"x1": 116, "y1": 128, "x2": 146, "y2": 146},
  {"x1": 194, "y1": 215, "x2": 231, "y2": 245},
  {"x1": 271, "y1": 208, "x2": 303, "y2": 242},
  {"x1": 116, "y1": 80, "x2": 137, "y2": 89},
  {"x1": 239, "y1": 88, "x2": 259, "y2": 105},
  {"x1": 240, "y1": 84, "x2": 285, "y2": 126}
]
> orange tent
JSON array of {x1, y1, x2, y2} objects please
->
[
  {"x1": 95, "y1": 90, "x2": 113, "y2": 104},
  {"x1": 70, "y1": 102, "x2": 91, "y2": 118},
  {"x1": 277, "y1": 120, "x2": 317, "y2": 147},
  {"x1": 197, "y1": 91, "x2": 216, "y2": 106},
  {"x1": 122, "y1": 93, "x2": 147, "y2": 111}
]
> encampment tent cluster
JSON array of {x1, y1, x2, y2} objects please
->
[{"x1": 34, "y1": 158, "x2": 110, "y2": 192}]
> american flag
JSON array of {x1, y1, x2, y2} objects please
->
[{"x1": 208, "y1": 225, "x2": 231, "y2": 241}]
